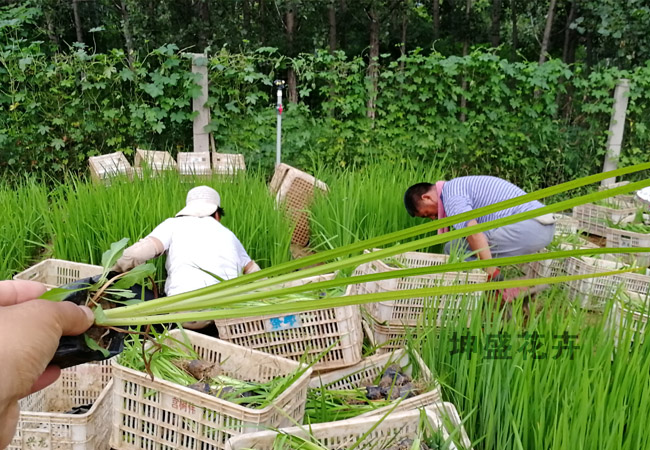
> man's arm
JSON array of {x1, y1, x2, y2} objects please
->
[
  {"x1": 464, "y1": 219, "x2": 499, "y2": 278},
  {"x1": 113, "y1": 236, "x2": 164, "y2": 272}
]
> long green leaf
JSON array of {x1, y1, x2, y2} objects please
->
[
  {"x1": 104, "y1": 167, "x2": 650, "y2": 319},
  {"x1": 97, "y1": 266, "x2": 640, "y2": 326}
]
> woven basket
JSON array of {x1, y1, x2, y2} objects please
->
[
  {"x1": 110, "y1": 330, "x2": 312, "y2": 450},
  {"x1": 309, "y1": 348, "x2": 442, "y2": 418},
  {"x1": 214, "y1": 275, "x2": 363, "y2": 371},
  {"x1": 565, "y1": 256, "x2": 650, "y2": 311},
  {"x1": 177, "y1": 152, "x2": 212, "y2": 176},
  {"x1": 572, "y1": 199, "x2": 637, "y2": 237},
  {"x1": 88, "y1": 152, "x2": 133, "y2": 183},
  {"x1": 13, "y1": 259, "x2": 103, "y2": 290},
  {"x1": 269, "y1": 163, "x2": 328, "y2": 247},
  {"x1": 605, "y1": 226, "x2": 650, "y2": 266},
  {"x1": 134, "y1": 149, "x2": 177, "y2": 173},
  {"x1": 9, "y1": 361, "x2": 113, "y2": 450},
  {"x1": 225, "y1": 404, "x2": 473, "y2": 450},
  {"x1": 212, "y1": 152, "x2": 246, "y2": 175},
  {"x1": 353, "y1": 250, "x2": 486, "y2": 327}
]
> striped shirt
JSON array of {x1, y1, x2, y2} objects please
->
[{"x1": 441, "y1": 176, "x2": 544, "y2": 230}]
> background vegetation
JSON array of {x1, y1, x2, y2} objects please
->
[{"x1": 1, "y1": 1, "x2": 649, "y2": 188}]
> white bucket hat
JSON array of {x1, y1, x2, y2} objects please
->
[{"x1": 175, "y1": 186, "x2": 221, "y2": 218}]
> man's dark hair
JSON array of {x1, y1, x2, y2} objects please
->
[
  {"x1": 404, "y1": 182, "x2": 434, "y2": 217},
  {"x1": 216, "y1": 206, "x2": 225, "y2": 218}
]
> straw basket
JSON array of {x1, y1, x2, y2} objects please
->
[
  {"x1": 9, "y1": 361, "x2": 113, "y2": 450},
  {"x1": 214, "y1": 275, "x2": 363, "y2": 371},
  {"x1": 13, "y1": 259, "x2": 103, "y2": 290},
  {"x1": 225, "y1": 404, "x2": 473, "y2": 450},
  {"x1": 269, "y1": 163, "x2": 328, "y2": 247},
  {"x1": 309, "y1": 348, "x2": 442, "y2": 418},
  {"x1": 353, "y1": 250, "x2": 486, "y2": 327},
  {"x1": 110, "y1": 330, "x2": 312, "y2": 450}
]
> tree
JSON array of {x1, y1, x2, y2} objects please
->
[
  {"x1": 490, "y1": 0, "x2": 502, "y2": 47},
  {"x1": 285, "y1": 0, "x2": 298, "y2": 103},
  {"x1": 538, "y1": 0, "x2": 557, "y2": 65},
  {"x1": 71, "y1": 0, "x2": 84, "y2": 44}
]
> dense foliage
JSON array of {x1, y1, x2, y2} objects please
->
[{"x1": 2, "y1": 38, "x2": 650, "y2": 187}]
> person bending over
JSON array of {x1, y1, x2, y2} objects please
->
[{"x1": 404, "y1": 175, "x2": 555, "y2": 280}]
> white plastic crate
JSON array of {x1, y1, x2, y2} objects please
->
[
  {"x1": 553, "y1": 214, "x2": 581, "y2": 235},
  {"x1": 598, "y1": 180, "x2": 638, "y2": 204},
  {"x1": 572, "y1": 199, "x2": 637, "y2": 237},
  {"x1": 177, "y1": 152, "x2": 212, "y2": 176},
  {"x1": 212, "y1": 152, "x2": 246, "y2": 175},
  {"x1": 225, "y1": 404, "x2": 473, "y2": 450},
  {"x1": 565, "y1": 256, "x2": 650, "y2": 311},
  {"x1": 88, "y1": 152, "x2": 133, "y2": 183},
  {"x1": 605, "y1": 226, "x2": 650, "y2": 266},
  {"x1": 525, "y1": 239, "x2": 599, "y2": 280},
  {"x1": 13, "y1": 259, "x2": 103, "y2": 290},
  {"x1": 352, "y1": 250, "x2": 487, "y2": 327},
  {"x1": 609, "y1": 295, "x2": 650, "y2": 348},
  {"x1": 134, "y1": 149, "x2": 177, "y2": 173},
  {"x1": 10, "y1": 361, "x2": 113, "y2": 450},
  {"x1": 110, "y1": 330, "x2": 312, "y2": 450},
  {"x1": 363, "y1": 318, "x2": 415, "y2": 355},
  {"x1": 309, "y1": 348, "x2": 442, "y2": 418},
  {"x1": 214, "y1": 275, "x2": 363, "y2": 371},
  {"x1": 269, "y1": 163, "x2": 328, "y2": 247}
]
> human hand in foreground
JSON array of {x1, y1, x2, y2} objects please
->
[{"x1": 0, "y1": 280, "x2": 94, "y2": 449}]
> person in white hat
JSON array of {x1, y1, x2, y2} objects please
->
[{"x1": 113, "y1": 186, "x2": 260, "y2": 316}]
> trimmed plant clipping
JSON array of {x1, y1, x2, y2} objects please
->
[
  {"x1": 42, "y1": 238, "x2": 157, "y2": 368},
  {"x1": 41, "y1": 163, "x2": 650, "y2": 371},
  {"x1": 117, "y1": 327, "x2": 312, "y2": 409}
]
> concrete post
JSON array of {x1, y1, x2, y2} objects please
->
[
  {"x1": 189, "y1": 52, "x2": 211, "y2": 153},
  {"x1": 601, "y1": 79, "x2": 630, "y2": 186}
]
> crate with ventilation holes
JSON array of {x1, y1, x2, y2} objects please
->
[
  {"x1": 110, "y1": 330, "x2": 312, "y2": 450},
  {"x1": 9, "y1": 360, "x2": 113, "y2": 450},
  {"x1": 177, "y1": 152, "x2": 212, "y2": 176},
  {"x1": 214, "y1": 274, "x2": 363, "y2": 371},
  {"x1": 226, "y1": 404, "x2": 473, "y2": 450},
  {"x1": 352, "y1": 250, "x2": 487, "y2": 327},
  {"x1": 13, "y1": 259, "x2": 103, "y2": 290},
  {"x1": 572, "y1": 197, "x2": 637, "y2": 237},
  {"x1": 565, "y1": 256, "x2": 650, "y2": 311},
  {"x1": 269, "y1": 163, "x2": 328, "y2": 247},
  {"x1": 309, "y1": 348, "x2": 442, "y2": 418},
  {"x1": 134, "y1": 148, "x2": 177, "y2": 174},
  {"x1": 88, "y1": 152, "x2": 133, "y2": 183},
  {"x1": 212, "y1": 152, "x2": 246, "y2": 175}
]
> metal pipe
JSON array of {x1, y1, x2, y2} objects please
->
[{"x1": 274, "y1": 80, "x2": 286, "y2": 166}]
